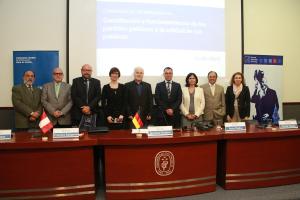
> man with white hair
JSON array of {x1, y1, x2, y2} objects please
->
[
  {"x1": 41, "y1": 68, "x2": 72, "y2": 127},
  {"x1": 124, "y1": 67, "x2": 153, "y2": 128}
]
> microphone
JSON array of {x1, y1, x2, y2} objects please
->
[{"x1": 158, "y1": 106, "x2": 169, "y2": 126}]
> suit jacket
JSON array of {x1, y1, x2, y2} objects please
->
[
  {"x1": 180, "y1": 87, "x2": 205, "y2": 117},
  {"x1": 41, "y1": 82, "x2": 73, "y2": 125},
  {"x1": 12, "y1": 84, "x2": 42, "y2": 128},
  {"x1": 200, "y1": 83, "x2": 225, "y2": 121},
  {"x1": 71, "y1": 77, "x2": 101, "y2": 123},
  {"x1": 124, "y1": 81, "x2": 153, "y2": 119},
  {"x1": 154, "y1": 81, "x2": 182, "y2": 111},
  {"x1": 251, "y1": 87, "x2": 279, "y2": 122},
  {"x1": 225, "y1": 85, "x2": 250, "y2": 119}
]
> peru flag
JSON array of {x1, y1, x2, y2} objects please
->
[{"x1": 39, "y1": 111, "x2": 53, "y2": 134}]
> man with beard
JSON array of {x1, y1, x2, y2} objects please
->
[
  {"x1": 71, "y1": 64, "x2": 101, "y2": 126},
  {"x1": 12, "y1": 70, "x2": 42, "y2": 129}
]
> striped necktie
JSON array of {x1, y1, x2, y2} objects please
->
[{"x1": 167, "y1": 81, "x2": 171, "y2": 98}]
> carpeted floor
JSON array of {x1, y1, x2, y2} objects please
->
[{"x1": 96, "y1": 183, "x2": 300, "y2": 200}]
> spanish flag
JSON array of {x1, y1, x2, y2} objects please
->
[{"x1": 132, "y1": 112, "x2": 143, "y2": 129}]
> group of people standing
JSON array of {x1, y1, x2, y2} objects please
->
[{"x1": 12, "y1": 64, "x2": 251, "y2": 130}]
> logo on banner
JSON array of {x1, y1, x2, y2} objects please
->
[{"x1": 154, "y1": 151, "x2": 175, "y2": 176}]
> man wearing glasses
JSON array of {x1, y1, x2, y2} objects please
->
[
  {"x1": 71, "y1": 64, "x2": 101, "y2": 126},
  {"x1": 41, "y1": 67, "x2": 73, "y2": 127}
]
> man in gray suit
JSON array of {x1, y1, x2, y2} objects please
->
[
  {"x1": 12, "y1": 70, "x2": 42, "y2": 129},
  {"x1": 41, "y1": 68, "x2": 72, "y2": 127},
  {"x1": 200, "y1": 71, "x2": 226, "y2": 125}
]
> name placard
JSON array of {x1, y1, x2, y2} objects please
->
[
  {"x1": 0, "y1": 130, "x2": 12, "y2": 140},
  {"x1": 132, "y1": 129, "x2": 148, "y2": 134},
  {"x1": 279, "y1": 120, "x2": 298, "y2": 129},
  {"x1": 53, "y1": 128, "x2": 79, "y2": 139},
  {"x1": 225, "y1": 122, "x2": 246, "y2": 132},
  {"x1": 148, "y1": 126, "x2": 173, "y2": 137}
]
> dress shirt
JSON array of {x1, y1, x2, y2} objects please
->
[{"x1": 209, "y1": 83, "x2": 215, "y2": 96}]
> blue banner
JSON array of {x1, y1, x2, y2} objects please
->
[
  {"x1": 13, "y1": 51, "x2": 59, "y2": 88},
  {"x1": 244, "y1": 54, "x2": 283, "y2": 124},
  {"x1": 244, "y1": 54, "x2": 283, "y2": 65}
]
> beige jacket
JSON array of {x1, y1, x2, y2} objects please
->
[
  {"x1": 180, "y1": 87, "x2": 205, "y2": 117},
  {"x1": 200, "y1": 83, "x2": 225, "y2": 121}
]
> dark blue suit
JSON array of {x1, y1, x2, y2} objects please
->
[
  {"x1": 154, "y1": 81, "x2": 182, "y2": 128},
  {"x1": 251, "y1": 88, "x2": 279, "y2": 123}
]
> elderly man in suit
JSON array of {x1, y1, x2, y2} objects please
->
[
  {"x1": 155, "y1": 67, "x2": 182, "y2": 128},
  {"x1": 12, "y1": 70, "x2": 42, "y2": 129},
  {"x1": 71, "y1": 64, "x2": 101, "y2": 126},
  {"x1": 200, "y1": 71, "x2": 226, "y2": 125},
  {"x1": 41, "y1": 68, "x2": 72, "y2": 127},
  {"x1": 125, "y1": 67, "x2": 153, "y2": 128}
]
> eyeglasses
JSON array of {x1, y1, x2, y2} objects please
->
[{"x1": 53, "y1": 73, "x2": 63, "y2": 75}]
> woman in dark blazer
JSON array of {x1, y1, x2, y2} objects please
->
[
  {"x1": 101, "y1": 67, "x2": 125, "y2": 129},
  {"x1": 225, "y1": 72, "x2": 250, "y2": 122}
]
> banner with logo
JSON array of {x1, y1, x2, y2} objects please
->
[
  {"x1": 244, "y1": 55, "x2": 283, "y2": 124},
  {"x1": 13, "y1": 51, "x2": 59, "y2": 88}
]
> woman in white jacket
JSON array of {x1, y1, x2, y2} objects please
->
[{"x1": 180, "y1": 73, "x2": 205, "y2": 127}]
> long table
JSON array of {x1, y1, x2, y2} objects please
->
[
  {"x1": 0, "y1": 132, "x2": 97, "y2": 200},
  {"x1": 1, "y1": 127, "x2": 300, "y2": 200}
]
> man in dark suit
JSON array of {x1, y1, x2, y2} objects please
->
[
  {"x1": 41, "y1": 68, "x2": 72, "y2": 127},
  {"x1": 71, "y1": 64, "x2": 101, "y2": 126},
  {"x1": 251, "y1": 70, "x2": 279, "y2": 123},
  {"x1": 124, "y1": 67, "x2": 153, "y2": 128},
  {"x1": 155, "y1": 67, "x2": 182, "y2": 128},
  {"x1": 12, "y1": 70, "x2": 42, "y2": 129}
]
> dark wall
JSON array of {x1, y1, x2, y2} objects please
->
[
  {"x1": 0, "y1": 108, "x2": 15, "y2": 129},
  {"x1": 283, "y1": 103, "x2": 300, "y2": 120}
]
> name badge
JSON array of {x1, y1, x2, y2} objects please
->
[
  {"x1": 53, "y1": 128, "x2": 79, "y2": 139},
  {"x1": 148, "y1": 126, "x2": 173, "y2": 137},
  {"x1": 225, "y1": 122, "x2": 246, "y2": 132},
  {"x1": 279, "y1": 120, "x2": 298, "y2": 129},
  {"x1": 0, "y1": 130, "x2": 12, "y2": 140}
]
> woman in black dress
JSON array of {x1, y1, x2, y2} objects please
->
[{"x1": 101, "y1": 67, "x2": 126, "y2": 129}]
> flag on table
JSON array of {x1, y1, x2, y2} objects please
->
[
  {"x1": 39, "y1": 111, "x2": 53, "y2": 134},
  {"x1": 132, "y1": 112, "x2": 143, "y2": 129}
]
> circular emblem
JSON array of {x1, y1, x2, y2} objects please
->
[{"x1": 154, "y1": 151, "x2": 175, "y2": 176}]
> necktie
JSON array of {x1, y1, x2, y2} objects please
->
[
  {"x1": 55, "y1": 83, "x2": 60, "y2": 98},
  {"x1": 86, "y1": 79, "x2": 90, "y2": 104},
  {"x1": 167, "y1": 81, "x2": 171, "y2": 98},
  {"x1": 28, "y1": 85, "x2": 33, "y2": 93}
]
